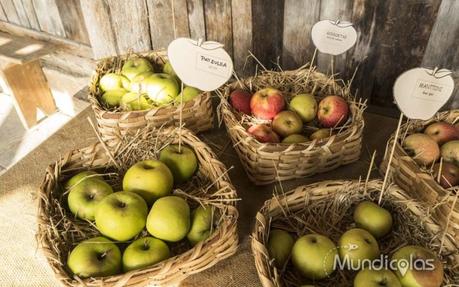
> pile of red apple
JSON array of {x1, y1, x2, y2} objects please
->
[
  {"x1": 63, "y1": 144, "x2": 215, "y2": 279},
  {"x1": 402, "y1": 121, "x2": 459, "y2": 188},
  {"x1": 98, "y1": 57, "x2": 201, "y2": 111},
  {"x1": 267, "y1": 201, "x2": 444, "y2": 287},
  {"x1": 229, "y1": 88, "x2": 350, "y2": 143}
]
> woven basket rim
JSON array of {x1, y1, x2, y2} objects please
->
[
  {"x1": 37, "y1": 126, "x2": 239, "y2": 286},
  {"x1": 88, "y1": 49, "x2": 210, "y2": 117},
  {"x1": 220, "y1": 68, "x2": 366, "y2": 149},
  {"x1": 251, "y1": 179, "x2": 459, "y2": 287},
  {"x1": 385, "y1": 109, "x2": 459, "y2": 199}
]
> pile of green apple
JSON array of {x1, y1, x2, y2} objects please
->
[
  {"x1": 402, "y1": 121, "x2": 459, "y2": 189},
  {"x1": 64, "y1": 144, "x2": 215, "y2": 278},
  {"x1": 98, "y1": 57, "x2": 202, "y2": 111},
  {"x1": 267, "y1": 201, "x2": 444, "y2": 287},
  {"x1": 229, "y1": 88, "x2": 350, "y2": 143}
]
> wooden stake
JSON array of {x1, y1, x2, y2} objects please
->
[
  {"x1": 379, "y1": 113, "x2": 404, "y2": 205},
  {"x1": 178, "y1": 81, "x2": 184, "y2": 153}
]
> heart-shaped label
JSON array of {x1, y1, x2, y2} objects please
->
[
  {"x1": 394, "y1": 68, "x2": 454, "y2": 120},
  {"x1": 167, "y1": 38, "x2": 233, "y2": 91},
  {"x1": 311, "y1": 20, "x2": 357, "y2": 55}
]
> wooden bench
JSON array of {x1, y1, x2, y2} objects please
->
[{"x1": 0, "y1": 31, "x2": 56, "y2": 128}]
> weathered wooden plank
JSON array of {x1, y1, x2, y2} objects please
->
[
  {"x1": 0, "y1": 4, "x2": 6, "y2": 21},
  {"x1": 106, "y1": 0, "x2": 151, "y2": 54},
  {"x1": 172, "y1": 0, "x2": 190, "y2": 38},
  {"x1": 252, "y1": 0, "x2": 284, "y2": 70},
  {"x1": 147, "y1": 0, "x2": 175, "y2": 50},
  {"x1": 187, "y1": 0, "x2": 205, "y2": 40},
  {"x1": 317, "y1": 0, "x2": 354, "y2": 75},
  {"x1": 204, "y1": 0, "x2": 233, "y2": 56},
  {"x1": 80, "y1": 0, "x2": 118, "y2": 59},
  {"x1": 12, "y1": 0, "x2": 31, "y2": 27},
  {"x1": 421, "y1": 0, "x2": 459, "y2": 109},
  {"x1": 32, "y1": 0, "x2": 66, "y2": 37},
  {"x1": 55, "y1": 0, "x2": 90, "y2": 45},
  {"x1": 231, "y1": 0, "x2": 252, "y2": 76},
  {"x1": 19, "y1": 0, "x2": 40, "y2": 30},
  {"x1": 282, "y1": 0, "x2": 320, "y2": 69},
  {"x1": 0, "y1": 0, "x2": 21, "y2": 25}
]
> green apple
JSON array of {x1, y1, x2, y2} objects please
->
[
  {"x1": 67, "y1": 236, "x2": 121, "y2": 278},
  {"x1": 163, "y1": 60, "x2": 181, "y2": 84},
  {"x1": 282, "y1": 134, "x2": 309, "y2": 143},
  {"x1": 146, "y1": 196, "x2": 190, "y2": 242},
  {"x1": 354, "y1": 201, "x2": 393, "y2": 238},
  {"x1": 101, "y1": 89, "x2": 127, "y2": 108},
  {"x1": 121, "y1": 57, "x2": 154, "y2": 81},
  {"x1": 267, "y1": 229, "x2": 294, "y2": 268},
  {"x1": 122, "y1": 237, "x2": 170, "y2": 271},
  {"x1": 159, "y1": 144, "x2": 198, "y2": 184},
  {"x1": 95, "y1": 191, "x2": 148, "y2": 241},
  {"x1": 354, "y1": 269, "x2": 401, "y2": 287},
  {"x1": 143, "y1": 73, "x2": 179, "y2": 105},
  {"x1": 291, "y1": 234, "x2": 338, "y2": 280},
  {"x1": 177, "y1": 86, "x2": 201, "y2": 103},
  {"x1": 338, "y1": 228, "x2": 380, "y2": 268},
  {"x1": 187, "y1": 205, "x2": 214, "y2": 246},
  {"x1": 310, "y1": 128, "x2": 332, "y2": 140},
  {"x1": 392, "y1": 245, "x2": 443, "y2": 287},
  {"x1": 99, "y1": 73, "x2": 130, "y2": 92},
  {"x1": 65, "y1": 171, "x2": 113, "y2": 221},
  {"x1": 289, "y1": 93, "x2": 318, "y2": 122},
  {"x1": 120, "y1": 92, "x2": 153, "y2": 111},
  {"x1": 122, "y1": 160, "x2": 174, "y2": 205},
  {"x1": 129, "y1": 71, "x2": 155, "y2": 93}
]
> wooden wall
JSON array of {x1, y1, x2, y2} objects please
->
[{"x1": 0, "y1": 0, "x2": 457, "y2": 112}]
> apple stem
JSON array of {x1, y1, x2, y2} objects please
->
[{"x1": 380, "y1": 113, "x2": 404, "y2": 205}]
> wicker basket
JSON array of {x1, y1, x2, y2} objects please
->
[
  {"x1": 380, "y1": 110, "x2": 459, "y2": 242},
  {"x1": 89, "y1": 50, "x2": 214, "y2": 149},
  {"x1": 37, "y1": 126, "x2": 238, "y2": 286},
  {"x1": 251, "y1": 180, "x2": 459, "y2": 287},
  {"x1": 220, "y1": 67, "x2": 366, "y2": 185}
]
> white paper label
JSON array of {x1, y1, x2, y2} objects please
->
[
  {"x1": 311, "y1": 20, "x2": 357, "y2": 55},
  {"x1": 168, "y1": 38, "x2": 233, "y2": 91},
  {"x1": 394, "y1": 68, "x2": 454, "y2": 120}
]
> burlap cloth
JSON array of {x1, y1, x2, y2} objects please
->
[{"x1": 0, "y1": 107, "x2": 396, "y2": 286}]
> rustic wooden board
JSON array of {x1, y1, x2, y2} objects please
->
[
  {"x1": 0, "y1": 31, "x2": 55, "y2": 64},
  {"x1": 0, "y1": 3, "x2": 6, "y2": 21},
  {"x1": 11, "y1": 0, "x2": 31, "y2": 28},
  {"x1": 107, "y1": 0, "x2": 151, "y2": 54},
  {"x1": 252, "y1": 0, "x2": 284, "y2": 70},
  {"x1": 231, "y1": 0, "x2": 253, "y2": 76},
  {"x1": 172, "y1": 0, "x2": 190, "y2": 38},
  {"x1": 148, "y1": 0, "x2": 175, "y2": 50},
  {"x1": 187, "y1": 0, "x2": 205, "y2": 40},
  {"x1": 317, "y1": 0, "x2": 354, "y2": 75},
  {"x1": 32, "y1": 0, "x2": 66, "y2": 37},
  {"x1": 282, "y1": 0, "x2": 320, "y2": 70},
  {"x1": 55, "y1": 0, "x2": 90, "y2": 45},
  {"x1": 204, "y1": 0, "x2": 233, "y2": 57},
  {"x1": 80, "y1": 0, "x2": 118, "y2": 59},
  {"x1": 19, "y1": 0, "x2": 40, "y2": 30},
  {"x1": 0, "y1": 0, "x2": 21, "y2": 26}
]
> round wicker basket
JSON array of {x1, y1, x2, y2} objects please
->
[
  {"x1": 251, "y1": 180, "x2": 459, "y2": 287},
  {"x1": 380, "y1": 110, "x2": 459, "y2": 242},
  {"x1": 37, "y1": 126, "x2": 238, "y2": 286},
  {"x1": 219, "y1": 67, "x2": 366, "y2": 185},
  {"x1": 89, "y1": 50, "x2": 214, "y2": 149}
]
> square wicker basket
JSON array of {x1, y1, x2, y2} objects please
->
[
  {"x1": 37, "y1": 126, "x2": 238, "y2": 286},
  {"x1": 88, "y1": 50, "x2": 214, "y2": 149},
  {"x1": 220, "y1": 67, "x2": 366, "y2": 185},
  {"x1": 380, "y1": 110, "x2": 459, "y2": 242}
]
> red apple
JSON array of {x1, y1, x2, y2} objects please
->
[
  {"x1": 250, "y1": 88, "x2": 285, "y2": 120},
  {"x1": 433, "y1": 162, "x2": 459, "y2": 188},
  {"x1": 403, "y1": 133, "x2": 440, "y2": 166},
  {"x1": 272, "y1": 111, "x2": 303, "y2": 137},
  {"x1": 247, "y1": 124, "x2": 280, "y2": 143},
  {"x1": 424, "y1": 122, "x2": 459, "y2": 145},
  {"x1": 229, "y1": 89, "x2": 252, "y2": 114},
  {"x1": 317, "y1": 95, "x2": 349, "y2": 128}
]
